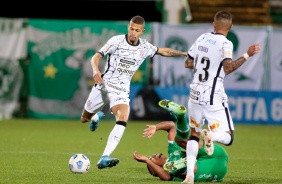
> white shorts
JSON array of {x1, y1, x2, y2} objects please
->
[
  {"x1": 84, "y1": 86, "x2": 130, "y2": 113},
  {"x1": 188, "y1": 100, "x2": 234, "y2": 133}
]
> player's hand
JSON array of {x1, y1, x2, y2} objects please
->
[
  {"x1": 143, "y1": 125, "x2": 156, "y2": 138},
  {"x1": 93, "y1": 70, "x2": 103, "y2": 85},
  {"x1": 133, "y1": 151, "x2": 148, "y2": 162},
  {"x1": 247, "y1": 44, "x2": 261, "y2": 57}
]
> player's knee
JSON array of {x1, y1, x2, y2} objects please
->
[
  {"x1": 80, "y1": 110, "x2": 92, "y2": 123},
  {"x1": 80, "y1": 114, "x2": 91, "y2": 123},
  {"x1": 80, "y1": 116, "x2": 89, "y2": 123}
]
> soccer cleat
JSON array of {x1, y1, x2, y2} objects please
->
[
  {"x1": 158, "y1": 99, "x2": 187, "y2": 116},
  {"x1": 181, "y1": 176, "x2": 194, "y2": 184},
  {"x1": 163, "y1": 157, "x2": 186, "y2": 174},
  {"x1": 201, "y1": 129, "x2": 214, "y2": 156},
  {"x1": 89, "y1": 111, "x2": 105, "y2": 131},
  {"x1": 96, "y1": 155, "x2": 119, "y2": 169}
]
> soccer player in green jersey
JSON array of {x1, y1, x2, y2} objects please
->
[{"x1": 133, "y1": 100, "x2": 228, "y2": 182}]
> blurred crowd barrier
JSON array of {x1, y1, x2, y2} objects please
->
[{"x1": 0, "y1": 18, "x2": 281, "y2": 124}]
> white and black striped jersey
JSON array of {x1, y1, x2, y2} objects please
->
[
  {"x1": 188, "y1": 32, "x2": 233, "y2": 105},
  {"x1": 96, "y1": 34, "x2": 158, "y2": 94}
]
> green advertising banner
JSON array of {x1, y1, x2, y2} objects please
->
[
  {"x1": 27, "y1": 19, "x2": 151, "y2": 119},
  {"x1": 0, "y1": 18, "x2": 26, "y2": 119}
]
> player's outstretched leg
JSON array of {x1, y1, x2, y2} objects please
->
[
  {"x1": 89, "y1": 111, "x2": 105, "y2": 131},
  {"x1": 158, "y1": 99, "x2": 186, "y2": 116},
  {"x1": 158, "y1": 99, "x2": 189, "y2": 140},
  {"x1": 96, "y1": 155, "x2": 119, "y2": 169},
  {"x1": 201, "y1": 129, "x2": 214, "y2": 156}
]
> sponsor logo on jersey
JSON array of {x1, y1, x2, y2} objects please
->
[
  {"x1": 120, "y1": 59, "x2": 135, "y2": 65},
  {"x1": 209, "y1": 122, "x2": 220, "y2": 130},
  {"x1": 105, "y1": 82, "x2": 127, "y2": 92},
  {"x1": 190, "y1": 88, "x2": 200, "y2": 100},
  {"x1": 114, "y1": 97, "x2": 128, "y2": 103},
  {"x1": 117, "y1": 68, "x2": 134, "y2": 75},
  {"x1": 190, "y1": 94, "x2": 199, "y2": 100},
  {"x1": 199, "y1": 173, "x2": 218, "y2": 180},
  {"x1": 190, "y1": 117, "x2": 199, "y2": 127},
  {"x1": 205, "y1": 39, "x2": 216, "y2": 45}
]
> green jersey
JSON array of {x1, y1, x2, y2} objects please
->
[{"x1": 166, "y1": 140, "x2": 228, "y2": 182}]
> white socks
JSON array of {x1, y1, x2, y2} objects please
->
[
  {"x1": 185, "y1": 140, "x2": 198, "y2": 177},
  {"x1": 102, "y1": 124, "x2": 126, "y2": 156},
  {"x1": 91, "y1": 113, "x2": 99, "y2": 122}
]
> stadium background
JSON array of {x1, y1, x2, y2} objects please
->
[{"x1": 0, "y1": 0, "x2": 282, "y2": 125}]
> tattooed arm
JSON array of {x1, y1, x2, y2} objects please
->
[
  {"x1": 223, "y1": 43, "x2": 261, "y2": 75},
  {"x1": 157, "y1": 48, "x2": 188, "y2": 57},
  {"x1": 223, "y1": 57, "x2": 246, "y2": 75}
]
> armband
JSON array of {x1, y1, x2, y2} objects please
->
[{"x1": 243, "y1": 53, "x2": 249, "y2": 60}]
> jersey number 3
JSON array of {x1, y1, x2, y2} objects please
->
[{"x1": 194, "y1": 55, "x2": 210, "y2": 82}]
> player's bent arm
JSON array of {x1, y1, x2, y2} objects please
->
[
  {"x1": 91, "y1": 53, "x2": 102, "y2": 72},
  {"x1": 133, "y1": 152, "x2": 172, "y2": 181},
  {"x1": 155, "y1": 121, "x2": 176, "y2": 141},
  {"x1": 154, "y1": 121, "x2": 175, "y2": 132},
  {"x1": 223, "y1": 43, "x2": 261, "y2": 75},
  {"x1": 144, "y1": 121, "x2": 176, "y2": 139},
  {"x1": 146, "y1": 159, "x2": 172, "y2": 181},
  {"x1": 157, "y1": 48, "x2": 188, "y2": 57},
  {"x1": 91, "y1": 53, "x2": 103, "y2": 84},
  {"x1": 184, "y1": 57, "x2": 194, "y2": 69},
  {"x1": 222, "y1": 57, "x2": 246, "y2": 75}
]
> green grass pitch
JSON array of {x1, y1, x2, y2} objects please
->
[{"x1": 0, "y1": 119, "x2": 282, "y2": 184}]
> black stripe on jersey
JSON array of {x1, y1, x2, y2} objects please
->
[
  {"x1": 101, "y1": 54, "x2": 112, "y2": 79},
  {"x1": 222, "y1": 102, "x2": 234, "y2": 146},
  {"x1": 222, "y1": 103, "x2": 232, "y2": 131},
  {"x1": 210, "y1": 62, "x2": 223, "y2": 105}
]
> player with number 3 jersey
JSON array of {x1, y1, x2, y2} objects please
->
[{"x1": 182, "y1": 10, "x2": 261, "y2": 184}]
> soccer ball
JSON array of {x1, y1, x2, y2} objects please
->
[{"x1": 68, "y1": 153, "x2": 90, "y2": 174}]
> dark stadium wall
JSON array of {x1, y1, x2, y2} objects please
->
[{"x1": 0, "y1": 1, "x2": 163, "y2": 22}]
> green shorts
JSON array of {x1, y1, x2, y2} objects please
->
[{"x1": 194, "y1": 142, "x2": 228, "y2": 182}]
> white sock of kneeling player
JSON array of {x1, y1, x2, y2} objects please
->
[
  {"x1": 102, "y1": 121, "x2": 126, "y2": 157},
  {"x1": 185, "y1": 138, "x2": 199, "y2": 179},
  {"x1": 210, "y1": 131, "x2": 231, "y2": 145}
]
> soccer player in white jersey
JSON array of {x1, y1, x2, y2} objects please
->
[
  {"x1": 182, "y1": 10, "x2": 261, "y2": 184},
  {"x1": 80, "y1": 15, "x2": 188, "y2": 169}
]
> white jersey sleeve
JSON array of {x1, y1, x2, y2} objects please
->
[{"x1": 98, "y1": 36, "x2": 119, "y2": 56}]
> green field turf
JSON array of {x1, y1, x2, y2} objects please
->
[{"x1": 0, "y1": 119, "x2": 282, "y2": 184}]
